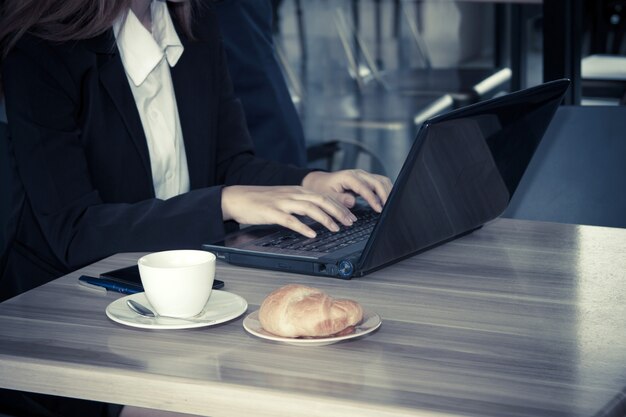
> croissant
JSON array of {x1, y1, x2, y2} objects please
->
[{"x1": 259, "y1": 284, "x2": 364, "y2": 338}]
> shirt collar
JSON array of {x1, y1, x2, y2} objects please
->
[{"x1": 113, "y1": 0, "x2": 184, "y2": 87}]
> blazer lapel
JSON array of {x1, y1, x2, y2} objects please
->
[
  {"x1": 86, "y1": 31, "x2": 154, "y2": 186},
  {"x1": 170, "y1": 37, "x2": 212, "y2": 190}
]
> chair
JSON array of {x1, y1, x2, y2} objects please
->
[
  {"x1": 334, "y1": 2, "x2": 512, "y2": 109},
  {"x1": 582, "y1": 0, "x2": 626, "y2": 104},
  {"x1": 306, "y1": 139, "x2": 387, "y2": 176}
]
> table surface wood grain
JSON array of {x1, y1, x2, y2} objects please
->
[{"x1": 0, "y1": 218, "x2": 625, "y2": 417}]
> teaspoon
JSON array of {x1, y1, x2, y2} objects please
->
[{"x1": 126, "y1": 299, "x2": 216, "y2": 324}]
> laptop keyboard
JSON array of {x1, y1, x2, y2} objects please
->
[{"x1": 258, "y1": 208, "x2": 379, "y2": 253}]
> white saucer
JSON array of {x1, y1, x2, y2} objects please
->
[
  {"x1": 243, "y1": 310, "x2": 381, "y2": 346},
  {"x1": 106, "y1": 291, "x2": 248, "y2": 330}
]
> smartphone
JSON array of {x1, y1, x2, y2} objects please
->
[{"x1": 100, "y1": 265, "x2": 225, "y2": 290}]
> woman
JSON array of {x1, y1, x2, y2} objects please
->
[{"x1": 0, "y1": 0, "x2": 391, "y2": 415}]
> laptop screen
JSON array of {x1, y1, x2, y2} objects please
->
[{"x1": 358, "y1": 79, "x2": 570, "y2": 273}]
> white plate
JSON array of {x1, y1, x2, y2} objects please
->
[
  {"x1": 243, "y1": 310, "x2": 381, "y2": 346},
  {"x1": 106, "y1": 291, "x2": 248, "y2": 330}
]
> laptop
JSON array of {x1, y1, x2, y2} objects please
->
[{"x1": 203, "y1": 79, "x2": 570, "y2": 279}]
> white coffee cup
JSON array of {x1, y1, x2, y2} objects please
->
[{"x1": 138, "y1": 250, "x2": 216, "y2": 318}]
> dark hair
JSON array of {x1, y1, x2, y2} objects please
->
[{"x1": 0, "y1": 0, "x2": 196, "y2": 95}]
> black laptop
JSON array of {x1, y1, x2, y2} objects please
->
[{"x1": 203, "y1": 79, "x2": 570, "y2": 279}]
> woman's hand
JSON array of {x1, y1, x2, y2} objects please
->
[
  {"x1": 301, "y1": 169, "x2": 393, "y2": 213},
  {"x1": 221, "y1": 185, "x2": 358, "y2": 238},
  {"x1": 221, "y1": 170, "x2": 393, "y2": 238}
]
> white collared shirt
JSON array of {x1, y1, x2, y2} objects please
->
[{"x1": 113, "y1": 0, "x2": 190, "y2": 200}]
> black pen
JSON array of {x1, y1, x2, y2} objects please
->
[{"x1": 78, "y1": 275, "x2": 142, "y2": 295}]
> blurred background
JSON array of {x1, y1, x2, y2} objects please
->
[{"x1": 270, "y1": 0, "x2": 625, "y2": 180}]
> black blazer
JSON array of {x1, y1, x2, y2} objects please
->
[{"x1": 0, "y1": 3, "x2": 311, "y2": 300}]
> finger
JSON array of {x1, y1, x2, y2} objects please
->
[
  {"x1": 378, "y1": 175, "x2": 394, "y2": 199},
  {"x1": 286, "y1": 201, "x2": 342, "y2": 233},
  {"x1": 289, "y1": 193, "x2": 357, "y2": 226},
  {"x1": 332, "y1": 191, "x2": 356, "y2": 208},
  {"x1": 273, "y1": 212, "x2": 317, "y2": 238},
  {"x1": 355, "y1": 171, "x2": 393, "y2": 205},
  {"x1": 340, "y1": 171, "x2": 383, "y2": 212}
]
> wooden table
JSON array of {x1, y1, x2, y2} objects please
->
[{"x1": 1, "y1": 218, "x2": 625, "y2": 417}]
